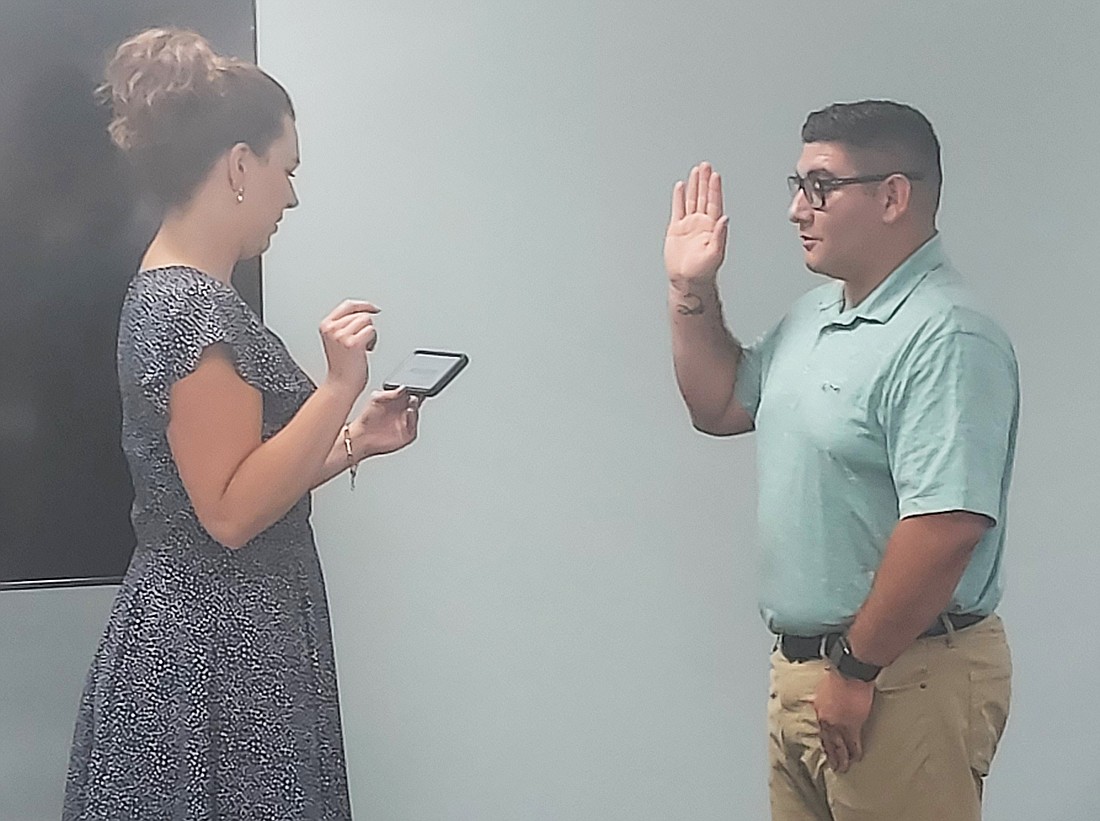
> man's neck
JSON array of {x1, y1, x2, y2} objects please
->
[{"x1": 842, "y1": 230, "x2": 937, "y2": 309}]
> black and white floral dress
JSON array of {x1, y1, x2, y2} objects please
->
[{"x1": 64, "y1": 266, "x2": 352, "y2": 820}]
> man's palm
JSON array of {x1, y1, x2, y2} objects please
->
[
  {"x1": 665, "y1": 213, "x2": 726, "y2": 281},
  {"x1": 665, "y1": 162, "x2": 729, "y2": 285}
]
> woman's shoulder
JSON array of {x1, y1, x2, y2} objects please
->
[
  {"x1": 123, "y1": 266, "x2": 251, "y2": 328},
  {"x1": 128, "y1": 265, "x2": 233, "y2": 305}
]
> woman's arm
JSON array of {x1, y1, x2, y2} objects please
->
[
  {"x1": 167, "y1": 299, "x2": 379, "y2": 548},
  {"x1": 310, "y1": 387, "x2": 420, "y2": 490},
  {"x1": 167, "y1": 343, "x2": 357, "y2": 548}
]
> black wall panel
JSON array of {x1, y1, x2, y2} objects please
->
[{"x1": 0, "y1": 1, "x2": 259, "y2": 587}]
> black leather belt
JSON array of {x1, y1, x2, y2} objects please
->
[{"x1": 777, "y1": 613, "x2": 987, "y2": 663}]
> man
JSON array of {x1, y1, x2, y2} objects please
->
[{"x1": 665, "y1": 100, "x2": 1018, "y2": 821}]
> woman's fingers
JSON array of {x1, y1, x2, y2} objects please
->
[
  {"x1": 320, "y1": 300, "x2": 380, "y2": 343},
  {"x1": 323, "y1": 300, "x2": 380, "y2": 325},
  {"x1": 329, "y1": 312, "x2": 377, "y2": 350},
  {"x1": 371, "y1": 385, "x2": 408, "y2": 401},
  {"x1": 350, "y1": 325, "x2": 378, "y2": 352}
]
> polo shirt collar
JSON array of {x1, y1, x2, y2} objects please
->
[{"x1": 818, "y1": 233, "x2": 948, "y2": 326}]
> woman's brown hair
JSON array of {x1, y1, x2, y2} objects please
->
[{"x1": 100, "y1": 28, "x2": 294, "y2": 209}]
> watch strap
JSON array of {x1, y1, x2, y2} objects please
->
[{"x1": 827, "y1": 634, "x2": 882, "y2": 682}]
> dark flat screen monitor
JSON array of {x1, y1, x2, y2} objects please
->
[{"x1": 0, "y1": 0, "x2": 260, "y2": 589}]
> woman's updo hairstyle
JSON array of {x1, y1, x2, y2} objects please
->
[{"x1": 100, "y1": 28, "x2": 294, "y2": 209}]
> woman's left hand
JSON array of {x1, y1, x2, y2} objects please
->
[{"x1": 352, "y1": 386, "x2": 420, "y2": 458}]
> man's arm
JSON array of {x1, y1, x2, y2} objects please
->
[
  {"x1": 665, "y1": 162, "x2": 754, "y2": 436},
  {"x1": 851, "y1": 330, "x2": 1015, "y2": 662},
  {"x1": 814, "y1": 327, "x2": 1017, "y2": 772},
  {"x1": 813, "y1": 510, "x2": 989, "y2": 772},
  {"x1": 847, "y1": 510, "x2": 990, "y2": 666}
]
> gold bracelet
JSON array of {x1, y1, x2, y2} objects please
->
[{"x1": 343, "y1": 424, "x2": 356, "y2": 490}]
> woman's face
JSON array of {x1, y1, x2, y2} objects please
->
[{"x1": 238, "y1": 114, "x2": 299, "y2": 259}]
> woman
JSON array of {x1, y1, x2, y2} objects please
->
[{"x1": 63, "y1": 28, "x2": 416, "y2": 819}]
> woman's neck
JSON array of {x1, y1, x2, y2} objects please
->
[{"x1": 141, "y1": 209, "x2": 240, "y2": 284}]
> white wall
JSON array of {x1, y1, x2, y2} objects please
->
[
  {"x1": 3, "y1": 2, "x2": 1098, "y2": 819},
  {"x1": 256, "y1": 1, "x2": 1100, "y2": 818}
]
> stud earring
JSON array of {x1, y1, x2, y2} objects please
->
[{"x1": 236, "y1": 189, "x2": 245, "y2": 203}]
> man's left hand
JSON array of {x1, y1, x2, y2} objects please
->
[{"x1": 812, "y1": 668, "x2": 875, "y2": 773}]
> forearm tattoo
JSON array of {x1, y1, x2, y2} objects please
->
[{"x1": 675, "y1": 292, "x2": 705, "y2": 315}]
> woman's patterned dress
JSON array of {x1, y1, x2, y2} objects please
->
[{"x1": 64, "y1": 266, "x2": 352, "y2": 820}]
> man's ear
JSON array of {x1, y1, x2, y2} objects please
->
[{"x1": 880, "y1": 173, "x2": 913, "y2": 225}]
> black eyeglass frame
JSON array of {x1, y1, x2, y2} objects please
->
[{"x1": 787, "y1": 171, "x2": 925, "y2": 209}]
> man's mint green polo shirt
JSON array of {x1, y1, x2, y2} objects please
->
[{"x1": 734, "y1": 235, "x2": 1019, "y2": 636}]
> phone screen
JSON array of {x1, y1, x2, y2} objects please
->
[{"x1": 383, "y1": 351, "x2": 467, "y2": 395}]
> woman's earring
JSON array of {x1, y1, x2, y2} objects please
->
[{"x1": 236, "y1": 188, "x2": 245, "y2": 204}]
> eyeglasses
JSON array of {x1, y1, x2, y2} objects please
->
[{"x1": 787, "y1": 171, "x2": 924, "y2": 209}]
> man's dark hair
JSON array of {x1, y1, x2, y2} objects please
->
[{"x1": 802, "y1": 100, "x2": 942, "y2": 212}]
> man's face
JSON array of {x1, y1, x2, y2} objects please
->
[{"x1": 787, "y1": 141, "x2": 884, "y2": 281}]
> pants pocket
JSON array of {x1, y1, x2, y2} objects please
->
[{"x1": 967, "y1": 636, "x2": 1012, "y2": 776}]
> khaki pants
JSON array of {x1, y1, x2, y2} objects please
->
[{"x1": 768, "y1": 615, "x2": 1011, "y2": 821}]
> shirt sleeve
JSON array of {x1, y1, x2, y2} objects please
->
[
  {"x1": 733, "y1": 322, "x2": 782, "y2": 421},
  {"x1": 882, "y1": 329, "x2": 1019, "y2": 524},
  {"x1": 129, "y1": 276, "x2": 258, "y2": 416}
]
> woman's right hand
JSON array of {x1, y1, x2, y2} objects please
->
[{"x1": 319, "y1": 300, "x2": 380, "y2": 399}]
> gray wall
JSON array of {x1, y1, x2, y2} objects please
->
[{"x1": 3, "y1": 1, "x2": 1098, "y2": 819}]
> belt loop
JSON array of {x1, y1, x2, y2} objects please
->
[{"x1": 941, "y1": 614, "x2": 956, "y2": 648}]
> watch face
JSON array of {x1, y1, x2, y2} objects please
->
[{"x1": 831, "y1": 636, "x2": 881, "y2": 682}]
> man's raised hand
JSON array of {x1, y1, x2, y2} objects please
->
[{"x1": 664, "y1": 162, "x2": 730, "y2": 289}]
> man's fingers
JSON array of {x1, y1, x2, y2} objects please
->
[
  {"x1": 714, "y1": 215, "x2": 730, "y2": 253},
  {"x1": 696, "y1": 163, "x2": 711, "y2": 213},
  {"x1": 822, "y1": 722, "x2": 861, "y2": 772},
  {"x1": 685, "y1": 166, "x2": 699, "y2": 215},
  {"x1": 672, "y1": 164, "x2": 724, "y2": 228},
  {"x1": 848, "y1": 732, "x2": 863, "y2": 764},
  {"x1": 820, "y1": 725, "x2": 850, "y2": 773},
  {"x1": 832, "y1": 713, "x2": 864, "y2": 766},
  {"x1": 820, "y1": 729, "x2": 838, "y2": 770},
  {"x1": 833, "y1": 741, "x2": 850, "y2": 773},
  {"x1": 707, "y1": 171, "x2": 724, "y2": 219}
]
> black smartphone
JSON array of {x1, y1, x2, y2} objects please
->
[{"x1": 382, "y1": 350, "x2": 469, "y2": 397}]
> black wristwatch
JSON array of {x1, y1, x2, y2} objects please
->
[{"x1": 827, "y1": 634, "x2": 882, "y2": 682}]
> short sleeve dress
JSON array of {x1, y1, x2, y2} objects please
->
[{"x1": 63, "y1": 266, "x2": 352, "y2": 820}]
